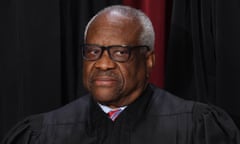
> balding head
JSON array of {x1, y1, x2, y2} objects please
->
[{"x1": 84, "y1": 5, "x2": 155, "y2": 50}]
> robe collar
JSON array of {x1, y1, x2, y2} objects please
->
[{"x1": 86, "y1": 84, "x2": 154, "y2": 135}]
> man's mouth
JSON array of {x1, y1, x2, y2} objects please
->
[{"x1": 92, "y1": 76, "x2": 118, "y2": 86}]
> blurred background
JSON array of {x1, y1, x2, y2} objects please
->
[{"x1": 1, "y1": 0, "x2": 240, "y2": 140}]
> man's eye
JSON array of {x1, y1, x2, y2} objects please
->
[
  {"x1": 112, "y1": 49, "x2": 129, "y2": 57},
  {"x1": 87, "y1": 49, "x2": 101, "y2": 55},
  {"x1": 116, "y1": 50, "x2": 128, "y2": 55}
]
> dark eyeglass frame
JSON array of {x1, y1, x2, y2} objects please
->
[{"x1": 82, "y1": 44, "x2": 150, "y2": 62}]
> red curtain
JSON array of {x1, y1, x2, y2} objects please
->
[{"x1": 123, "y1": 0, "x2": 166, "y2": 88}]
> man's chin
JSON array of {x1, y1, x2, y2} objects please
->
[{"x1": 91, "y1": 88, "x2": 120, "y2": 103}]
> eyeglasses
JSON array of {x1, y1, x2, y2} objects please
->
[{"x1": 82, "y1": 44, "x2": 150, "y2": 62}]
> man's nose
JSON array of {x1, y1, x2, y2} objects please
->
[{"x1": 94, "y1": 51, "x2": 116, "y2": 70}]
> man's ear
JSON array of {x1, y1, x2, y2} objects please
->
[{"x1": 146, "y1": 51, "x2": 155, "y2": 78}]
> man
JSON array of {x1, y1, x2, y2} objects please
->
[{"x1": 2, "y1": 5, "x2": 240, "y2": 144}]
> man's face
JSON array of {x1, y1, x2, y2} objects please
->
[{"x1": 83, "y1": 12, "x2": 154, "y2": 108}]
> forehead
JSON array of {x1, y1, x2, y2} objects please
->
[{"x1": 86, "y1": 11, "x2": 142, "y2": 45}]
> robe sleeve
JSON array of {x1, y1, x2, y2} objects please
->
[
  {"x1": 193, "y1": 103, "x2": 240, "y2": 144},
  {"x1": 1, "y1": 115, "x2": 43, "y2": 144}
]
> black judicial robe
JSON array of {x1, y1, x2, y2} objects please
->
[{"x1": 2, "y1": 85, "x2": 240, "y2": 144}]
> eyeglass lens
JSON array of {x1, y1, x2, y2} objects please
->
[{"x1": 83, "y1": 45, "x2": 130, "y2": 62}]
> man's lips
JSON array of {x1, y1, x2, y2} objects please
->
[{"x1": 92, "y1": 76, "x2": 118, "y2": 86}]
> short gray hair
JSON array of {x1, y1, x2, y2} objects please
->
[{"x1": 84, "y1": 5, "x2": 155, "y2": 50}]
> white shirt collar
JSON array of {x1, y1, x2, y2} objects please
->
[{"x1": 98, "y1": 103, "x2": 127, "y2": 114}]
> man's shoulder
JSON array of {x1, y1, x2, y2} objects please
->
[
  {"x1": 149, "y1": 85, "x2": 231, "y2": 119},
  {"x1": 149, "y1": 85, "x2": 238, "y2": 123},
  {"x1": 42, "y1": 94, "x2": 91, "y2": 125},
  {"x1": 149, "y1": 85, "x2": 196, "y2": 115}
]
